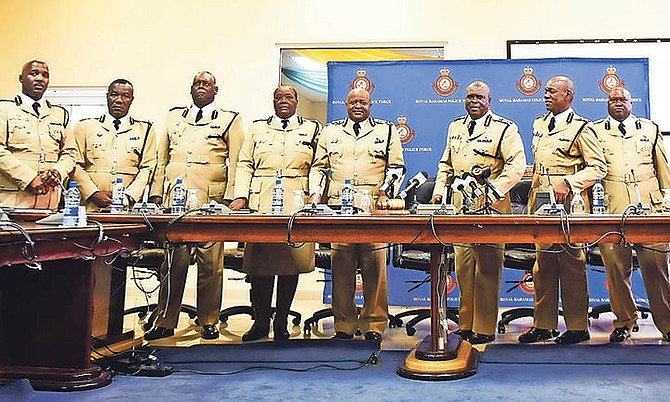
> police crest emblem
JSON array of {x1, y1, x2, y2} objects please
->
[
  {"x1": 395, "y1": 116, "x2": 415, "y2": 145},
  {"x1": 348, "y1": 69, "x2": 375, "y2": 93},
  {"x1": 598, "y1": 66, "x2": 624, "y2": 94},
  {"x1": 432, "y1": 68, "x2": 458, "y2": 97},
  {"x1": 515, "y1": 67, "x2": 541, "y2": 96}
]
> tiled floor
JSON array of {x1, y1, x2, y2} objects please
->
[{"x1": 120, "y1": 260, "x2": 668, "y2": 352}]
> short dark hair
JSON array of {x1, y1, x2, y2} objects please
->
[{"x1": 108, "y1": 78, "x2": 133, "y2": 91}]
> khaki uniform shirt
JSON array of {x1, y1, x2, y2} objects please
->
[
  {"x1": 593, "y1": 115, "x2": 670, "y2": 212},
  {"x1": 432, "y1": 111, "x2": 526, "y2": 212},
  {"x1": 529, "y1": 109, "x2": 607, "y2": 211},
  {"x1": 72, "y1": 114, "x2": 157, "y2": 211},
  {"x1": 235, "y1": 115, "x2": 321, "y2": 275},
  {"x1": 235, "y1": 115, "x2": 321, "y2": 213},
  {"x1": 309, "y1": 117, "x2": 405, "y2": 204},
  {"x1": 0, "y1": 96, "x2": 76, "y2": 209},
  {"x1": 151, "y1": 105, "x2": 244, "y2": 205}
]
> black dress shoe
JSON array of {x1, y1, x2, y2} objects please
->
[
  {"x1": 144, "y1": 327, "x2": 174, "y2": 341},
  {"x1": 452, "y1": 329, "x2": 474, "y2": 341},
  {"x1": 331, "y1": 331, "x2": 354, "y2": 340},
  {"x1": 555, "y1": 330, "x2": 590, "y2": 344},
  {"x1": 609, "y1": 327, "x2": 631, "y2": 343},
  {"x1": 468, "y1": 332, "x2": 495, "y2": 345},
  {"x1": 242, "y1": 322, "x2": 269, "y2": 342},
  {"x1": 517, "y1": 327, "x2": 559, "y2": 343},
  {"x1": 201, "y1": 324, "x2": 220, "y2": 340},
  {"x1": 364, "y1": 331, "x2": 382, "y2": 341}
]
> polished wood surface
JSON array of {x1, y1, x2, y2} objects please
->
[
  {"x1": 78, "y1": 212, "x2": 670, "y2": 245},
  {"x1": 0, "y1": 220, "x2": 147, "y2": 391}
]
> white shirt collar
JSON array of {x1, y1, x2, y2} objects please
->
[
  {"x1": 107, "y1": 113, "x2": 128, "y2": 129},
  {"x1": 275, "y1": 114, "x2": 295, "y2": 125},
  {"x1": 191, "y1": 102, "x2": 215, "y2": 120},
  {"x1": 551, "y1": 107, "x2": 574, "y2": 125},
  {"x1": 19, "y1": 93, "x2": 43, "y2": 110}
]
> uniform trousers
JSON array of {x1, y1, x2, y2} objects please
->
[
  {"x1": 331, "y1": 243, "x2": 388, "y2": 335},
  {"x1": 454, "y1": 243, "x2": 504, "y2": 335},
  {"x1": 600, "y1": 242, "x2": 670, "y2": 333},
  {"x1": 154, "y1": 242, "x2": 224, "y2": 328},
  {"x1": 533, "y1": 244, "x2": 589, "y2": 331}
]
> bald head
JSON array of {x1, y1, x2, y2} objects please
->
[
  {"x1": 346, "y1": 88, "x2": 371, "y2": 122},
  {"x1": 190, "y1": 71, "x2": 218, "y2": 108},
  {"x1": 608, "y1": 86, "x2": 632, "y2": 122},
  {"x1": 273, "y1": 85, "x2": 298, "y2": 119},
  {"x1": 544, "y1": 76, "x2": 574, "y2": 114},
  {"x1": 465, "y1": 81, "x2": 491, "y2": 119}
]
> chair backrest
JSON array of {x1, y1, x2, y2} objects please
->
[{"x1": 505, "y1": 178, "x2": 535, "y2": 271}]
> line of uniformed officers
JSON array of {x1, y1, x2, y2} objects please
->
[{"x1": 2, "y1": 59, "x2": 669, "y2": 345}]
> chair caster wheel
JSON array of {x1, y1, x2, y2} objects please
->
[
  {"x1": 498, "y1": 325, "x2": 506, "y2": 334},
  {"x1": 406, "y1": 327, "x2": 416, "y2": 336},
  {"x1": 292, "y1": 317, "x2": 301, "y2": 325}
]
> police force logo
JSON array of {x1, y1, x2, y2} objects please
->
[
  {"x1": 598, "y1": 66, "x2": 624, "y2": 94},
  {"x1": 395, "y1": 116, "x2": 415, "y2": 145},
  {"x1": 348, "y1": 69, "x2": 375, "y2": 93},
  {"x1": 515, "y1": 67, "x2": 542, "y2": 96},
  {"x1": 432, "y1": 68, "x2": 458, "y2": 97}
]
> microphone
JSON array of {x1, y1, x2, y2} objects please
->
[
  {"x1": 535, "y1": 168, "x2": 565, "y2": 215},
  {"x1": 451, "y1": 177, "x2": 474, "y2": 207},
  {"x1": 380, "y1": 167, "x2": 405, "y2": 197},
  {"x1": 629, "y1": 169, "x2": 651, "y2": 215},
  {"x1": 462, "y1": 173, "x2": 484, "y2": 198},
  {"x1": 399, "y1": 171, "x2": 428, "y2": 200},
  {"x1": 471, "y1": 165, "x2": 503, "y2": 200}
]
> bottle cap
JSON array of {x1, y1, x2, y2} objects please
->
[
  {"x1": 116, "y1": 177, "x2": 122, "y2": 183},
  {"x1": 68, "y1": 180, "x2": 78, "y2": 188},
  {"x1": 276, "y1": 179, "x2": 281, "y2": 185}
]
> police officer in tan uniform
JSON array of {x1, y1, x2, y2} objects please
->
[
  {"x1": 593, "y1": 86, "x2": 670, "y2": 343},
  {"x1": 145, "y1": 71, "x2": 244, "y2": 340},
  {"x1": 309, "y1": 88, "x2": 405, "y2": 341},
  {"x1": 0, "y1": 60, "x2": 76, "y2": 209},
  {"x1": 72, "y1": 79, "x2": 156, "y2": 212},
  {"x1": 229, "y1": 86, "x2": 320, "y2": 341},
  {"x1": 430, "y1": 81, "x2": 526, "y2": 344},
  {"x1": 518, "y1": 76, "x2": 607, "y2": 344}
]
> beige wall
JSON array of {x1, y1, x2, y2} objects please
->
[{"x1": 1, "y1": 0, "x2": 669, "y2": 129}]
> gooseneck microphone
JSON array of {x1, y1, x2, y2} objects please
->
[{"x1": 451, "y1": 177, "x2": 474, "y2": 207}]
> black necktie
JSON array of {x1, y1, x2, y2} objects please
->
[
  {"x1": 353, "y1": 122, "x2": 361, "y2": 136},
  {"x1": 195, "y1": 108, "x2": 203, "y2": 123},
  {"x1": 468, "y1": 120, "x2": 475, "y2": 135},
  {"x1": 113, "y1": 119, "x2": 121, "y2": 131},
  {"x1": 548, "y1": 116, "x2": 556, "y2": 132},
  {"x1": 618, "y1": 122, "x2": 627, "y2": 135},
  {"x1": 32, "y1": 102, "x2": 40, "y2": 117},
  {"x1": 281, "y1": 119, "x2": 289, "y2": 129}
]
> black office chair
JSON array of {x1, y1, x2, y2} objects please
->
[
  {"x1": 586, "y1": 246, "x2": 649, "y2": 327},
  {"x1": 219, "y1": 242, "x2": 302, "y2": 327},
  {"x1": 391, "y1": 177, "x2": 459, "y2": 336},
  {"x1": 496, "y1": 179, "x2": 542, "y2": 334},
  {"x1": 124, "y1": 242, "x2": 197, "y2": 331}
]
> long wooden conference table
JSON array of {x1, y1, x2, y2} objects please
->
[
  {"x1": 3, "y1": 211, "x2": 669, "y2": 385},
  {"x1": 0, "y1": 218, "x2": 147, "y2": 390}
]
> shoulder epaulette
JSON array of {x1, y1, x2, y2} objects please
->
[
  {"x1": 254, "y1": 118, "x2": 267, "y2": 123},
  {"x1": 169, "y1": 106, "x2": 187, "y2": 112},
  {"x1": 0, "y1": 99, "x2": 14, "y2": 103},
  {"x1": 372, "y1": 118, "x2": 392, "y2": 126},
  {"x1": 79, "y1": 117, "x2": 99, "y2": 122},
  {"x1": 453, "y1": 115, "x2": 467, "y2": 123},
  {"x1": 132, "y1": 118, "x2": 152, "y2": 125},
  {"x1": 535, "y1": 113, "x2": 547, "y2": 121},
  {"x1": 592, "y1": 118, "x2": 606, "y2": 125},
  {"x1": 329, "y1": 119, "x2": 346, "y2": 126}
]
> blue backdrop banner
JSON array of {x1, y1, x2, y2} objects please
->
[{"x1": 325, "y1": 58, "x2": 650, "y2": 308}]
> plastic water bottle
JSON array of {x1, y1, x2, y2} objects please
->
[
  {"x1": 341, "y1": 178, "x2": 354, "y2": 215},
  {"x1": 591, "y1": 178, "x2": 605, "y2": 214},
  {"x1": 186, "y1": 189, "x2": 199, "y2": 211},
  {"x1": 291, "y1": 190, "x2": 305, "y2": 213},
  {"x1": 570, "y1": 190, "x2": 586, "y2": 215},
  {"x1": 271, "y1": 179, "x2": 284, "y2": 214},
  {"x1": 359, "y1": 189, "x2": 372, "y2": 214},
  {"x1": 62, "y1": 181, "x2": 81, "y2": 227},
  {"x1": 171, "y1": 178, "x2": 185, "y2": 215},
  {"x1": 110, "y1": 177, "x2": 125, "y2": 214}
]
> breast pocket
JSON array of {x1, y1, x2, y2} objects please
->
[
  {"x1": 327, "y1": 141, "x2": 343, "y2": 160},
  {"x1": 48, "y1": 123, "x2": 64, "y2": 144},
  {"x1": 8, "y1": 119, "x2": 31, "y2": 150},
  {"x1": 125, "y1": 140, "x2": 141, "y2": 165},
  {"x1": 635, "y1": 140, "x2": 652, "y2": 158},
  {"x1": 255, "y1": 139, "x2": 275, "y2": 157},
  {"x1": 368, "y1": 142, "x2": 386, "y2": 164}
]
